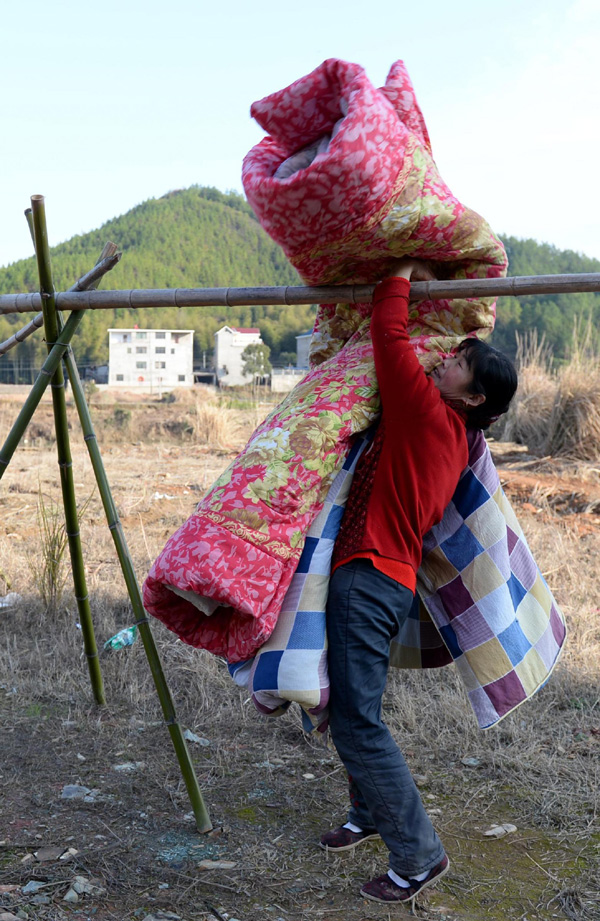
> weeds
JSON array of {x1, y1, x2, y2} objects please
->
[
  {"x1": 28, "y1": 485, "x2": 70, "y2": 613},
  {"x1": 0, "y1": 563, "x2": 11, "y2": 592},
  {"x1": 27, "y1": 484, "x2": 94, "y2": 614}
]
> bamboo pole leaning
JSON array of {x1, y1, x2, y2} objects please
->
[
  {"x1": 29, "y1": 195, "x2": 106, "y2": 706},
  {"x1": 0, "y1": 243, "x2": 120, "y2": 467},
  {"x1": 0, "y1": 246, "x2": 122, "y2": 356},
  {"x1": 56, "y1": 296, "x2": 213, "y2": 835},
  {"x1": 1, "y1": 272, "x2": 600, "y2": 316},
  {"x1": 0, "y1": 214, "x2": 213, "y2": 832},
  {"x1": 61, "y1": 342, "x2": 213, "y2": 831},
  {"x1": 0, "y1": 310, "x2": 85, "y2": 472}
]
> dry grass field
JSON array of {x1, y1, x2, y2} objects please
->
[{"x1": 0, "y1": 385, "x2": 598, "y2": 921}]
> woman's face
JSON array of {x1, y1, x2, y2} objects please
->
[{"x1": 430, "y1": 351, "x2": 476, "y2": 402}]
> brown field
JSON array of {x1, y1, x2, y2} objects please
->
[{"x1": 0, "y1": 387, "x2": 599, "y2": 921}]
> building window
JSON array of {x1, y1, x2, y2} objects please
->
[
  {"x1": 171, "y1": 348, "x2": 175, "y2": 354},
  {"x1": 178, "y1": 375, "x2": 186, "y2": 382},
  {"x1": 136, "y1": 361, "x2": 147, "y2": 369},
  {"x1": 121, "y1": 333, "x2": 131, "y2": 342},
  {"x1": 155, "y1": 347, "x2": 166, "y2": 354},
  {"x1": 116, "y1": 374, "x2": 124, "y2": 381},
  {"x1": 127, "y1": 347, "x2": 132, "y2": 354},
  {"x1": 155, "y1": 331, "x2": 166, "y2": 339},
  {"x1": 136, "y1": 331, "x2": 147, "y2": 339},
  {"x1": 155, "y1": 361, "x2": 166, "y2": 369},
  {"x1": 136, "y1": 346, "x2": 147, "y2": 354}
]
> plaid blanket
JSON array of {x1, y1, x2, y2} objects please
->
[{"x1": 231, "y1": 429, "x2": 566, "y2": 732}]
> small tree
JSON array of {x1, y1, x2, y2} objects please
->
[
  {"x1": 242, "y1": 343, "x2": 272, "y2": 389},
  {"x1": 278, "y1": 351, "x2": 297, "y2": 367}
]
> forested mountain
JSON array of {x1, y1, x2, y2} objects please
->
[
  {"x1": 492, "y1": 237, "x2": 600, "y2": 357},
  {"x1": 0, "y1": 187, "x2": 308, "y2": 377},
  {"x1": 0, "y1": 186, "x2": 598, "y2": 380}
]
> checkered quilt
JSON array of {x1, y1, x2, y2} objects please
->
[{"x1": 231, "y1": 429, "x2": 566, "y2": 732}]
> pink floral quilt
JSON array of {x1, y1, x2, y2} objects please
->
[{"x1": 142, "y1": 58, "x2": 507, "y2": 662}]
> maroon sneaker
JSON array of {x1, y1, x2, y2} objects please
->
[
  {"x1": 319, "y1": 825, "x2": 381, "y2": 852},
  {"x1": 360, "y1": 855, "x2": 450, "y2": 903}
]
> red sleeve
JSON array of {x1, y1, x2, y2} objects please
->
[{"x1": 371, "y1": 276, "x2": 458, "y2": 428}]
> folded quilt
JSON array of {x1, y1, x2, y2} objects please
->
[
  {"x1": 143, "y1": 57, "x2": 507, "y2": 663},
  {"x1": 243, "y1": 58, "x2": 508, "y2": 370},
  {"x1": 234, "y1": 429, "x2": 566, "y2": 732}
]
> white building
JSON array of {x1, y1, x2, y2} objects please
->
[
  {"x1": 108, "y1": 328, "x2": 194, "y2": 391},
  {"x1": 214, "y1": 326, "x2": 263, "y2": 388},
  {"x1": 296, "y1": 331, "x2": 312, "y2": 370}
]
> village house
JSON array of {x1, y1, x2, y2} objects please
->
[
  {"x1": 213, "y1": 326, "x2": 263, "y2": 388},
  {"x1": 108, "y1": 328, "x2": 194, "y2": 391},
  {"x1": 295, "y1": 330, "x2": 312, "y2": 370}
]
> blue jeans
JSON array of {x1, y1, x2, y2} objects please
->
[{"x1": 326, "y1": 559, "x2": 445, "y2": 876}]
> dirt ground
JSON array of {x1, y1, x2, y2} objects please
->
[{"x1": 0, "y1": 392, "x2": 598, "y2": 921}]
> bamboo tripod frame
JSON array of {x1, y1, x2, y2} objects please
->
[{"x1": 0, "y1": 197, "x2": 211, "y2": 833}]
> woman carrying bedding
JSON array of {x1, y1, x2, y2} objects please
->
[{"x1": 321, "y1": 257, "x2": 518, "y2": 904}]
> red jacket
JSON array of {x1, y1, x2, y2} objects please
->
[{"x1": 332, "y1": 276, "x2": 469, "y2": 592}]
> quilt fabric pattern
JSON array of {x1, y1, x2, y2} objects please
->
[
  {"x1": 243, "y1": 58, "x2": 508, "y2": 370},
  {"x1": 414, "y1": 430, "x2": 567, "y2": 728},
  {"x1": 228, "y1": 430, "x2": 372, "y2": 732},
  {"x1": 235, "y1": 430, "x2": 566, "y2": 731}
]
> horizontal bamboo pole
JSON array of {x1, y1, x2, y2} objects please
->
[
  {"x1": 0, "y1": 249, "x2": 122, "y2": 356},
  {"x1": 1, "y1": 272, "x2": 599, "y2": 315}
]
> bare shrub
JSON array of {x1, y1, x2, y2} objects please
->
[
  {"x1": 161, "y1": 386, "x2": 199, "y2": 406},
  {"x1": 544, "y1": 318, "x2": 600, "y2": 460},
  {"x1": 499, "y1": 330, "x2": 557, "y2": 451},
  {"x1": 545, "y1": 363, "x2": 600, "y2": 460},
  {"x1": 193, "y1": 399, "x2": 236, "y2": 447},
  {"x1": 502, "y1": 324, "x2": 600, "y2": 461}
]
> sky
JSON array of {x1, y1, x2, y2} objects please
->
[{"x1": 1, "y1": 0, "x2": 599, "y2": 270}]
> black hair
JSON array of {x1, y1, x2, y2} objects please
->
[{"x1": 456, "y1": 338, "x2": 518, "y2": 430}]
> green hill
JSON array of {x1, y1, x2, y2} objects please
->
[
  {"x1": 0, "y1": 187, "x2": 308, "y2": 377},
  {"x1": 492, "y1": 237, "x2": 600, "y2": 358},
  {"x1": 0, "y1": 186, "x2": 599, "y2": 380}
]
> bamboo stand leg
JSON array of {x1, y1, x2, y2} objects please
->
[
  {"x1": 0, "y1": 310, "x2": 85, "y2": 473},
  {"x1": 30, "y1": 196, "x2": 105, "y2": 706},
  {"x1": 60, "y1": 327, "x2": 212, "y2": 833},
  {"x1": 5, "y1": 206, "x2": 212, "y2": 832}
]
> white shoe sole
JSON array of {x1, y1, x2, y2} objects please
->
[
  {"x1": 319, "y1": 831, "x2": 381, "y2": 853},
  {"x1": 360, "y1": 856, "x2": 450, "y2": 903}
]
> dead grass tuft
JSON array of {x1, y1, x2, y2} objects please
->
[
  {"x1": 193, "y1": 399, "x2": 238, "y2": 448},
  {"x1": 498, "y1": 330, "x2": 556, "y2": 452},
  {"x1": 545, "y1": 363, "x2": 600, "y2": 460},
  {"x1": 500, "y1": 328, "x2": 600, "y2": 461}
]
